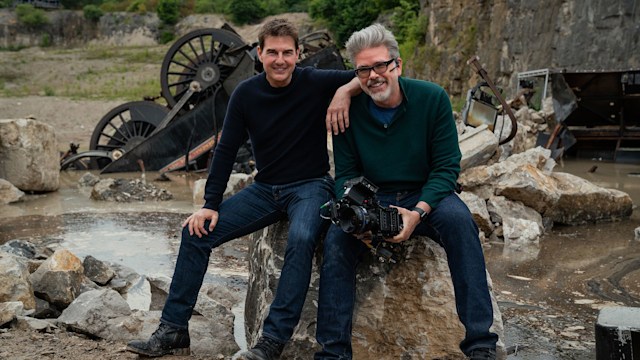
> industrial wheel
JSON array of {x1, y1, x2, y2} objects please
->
[
  {"x1": 89, "y1": 101, "x2": 169, "y2": 169},
  {"x1": 160, "y1": 28, "x2": 247, "y2": 109}
]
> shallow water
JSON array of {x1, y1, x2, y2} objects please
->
[
  {"x1": 0, "y1": 160, "x2": 638, "y2": 358},
  {"x1": 485, "y1": 158, "x2": 640, "y2": 358}
]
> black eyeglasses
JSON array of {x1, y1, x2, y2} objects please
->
[{"x1": 354, "y1": 58, "x2": 397, "y2": 79}]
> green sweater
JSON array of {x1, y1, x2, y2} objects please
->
[{"x1": 333, "y1": 77, "x2": 461, "y2": 209}]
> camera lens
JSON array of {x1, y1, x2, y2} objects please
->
[{"x1": 337, "y1": 205, "x2": 371, "y2": 234}]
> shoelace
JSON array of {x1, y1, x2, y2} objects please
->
[{"x1": 153, "y1": 323, "x2": 170, "y2": 337}]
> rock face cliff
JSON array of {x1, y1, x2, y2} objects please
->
[{"x1": 408, "y1": 0, "x2": 640, "y2": 98}]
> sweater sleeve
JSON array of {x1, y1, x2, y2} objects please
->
[
  {"x1": 332, "y1": 129, "x2": 362, "y2": 198},
  {"x1": 420, "y1": 88, "x2": 461, "y2": 208},
  {"x1": 308, "y1": 68, "x2": 355, "y2": 98},
  {"x1": 203, "y1": 84, "x2": 249, "y2": 210}
]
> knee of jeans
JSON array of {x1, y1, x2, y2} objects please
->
[
  {"x1": 434, "y1": 201, "x2": 475, "y2": 227},
  {"x1": 288, "y1": 226, "x2": 318, "y2": 252},
  {"x1": 181, "y1": 226, "x2": 203, "y2": 246}
]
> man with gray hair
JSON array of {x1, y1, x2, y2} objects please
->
[{"x1": 315, "y1": 23, "x2": 498, "y2": 360}]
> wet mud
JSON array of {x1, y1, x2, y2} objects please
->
[{"x1": 1, "y1": 159, "x2": 639, "y2": 359}]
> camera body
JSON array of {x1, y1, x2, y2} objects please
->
[{"x1": 329, "y1": 176, "x2": 402, "y2": 238}]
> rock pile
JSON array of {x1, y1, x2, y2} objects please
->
[
  {"x1": 0, "y1": 243, "x2": 240, "y2": 357},
  {"x1": 456, "y1": 99, "x2": 633, "y2": 252}
]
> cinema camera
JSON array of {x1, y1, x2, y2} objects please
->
[{"x1": 322, "y1": 176, "x2": 403, "y2": 263}]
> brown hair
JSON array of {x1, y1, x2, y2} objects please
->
[{"x1": 258, "y1": 18, "x2": 299, "y2": 50}]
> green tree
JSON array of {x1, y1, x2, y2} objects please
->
[
  {"x1": 281, "y1": 0, "x2": 308, "y2": 12},
  {"x1": 83, "y1": 4, "x2": 104, "y2": 21},
  {"x1": 309, "y1": 0, "x2": 399, "y2": 45},
  {"x1": 157, "y1": 0, "x2": 180, "y2": 24},
  {"x1": 127, "y1": 0, "x2": 148, "y2": 12},
  {"x1": 15, "y1": 4, "x2": 49, "y2": 28},
  {"x1": 228, "y1": 0, "x2": 263, "y2": 25},
  {"x1": 194, "y1": 0, "x2": 230, "y2": 13}
]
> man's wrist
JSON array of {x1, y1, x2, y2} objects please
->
[{"x1": 411, "y1": 206, "x2": 427, "y2": 221}]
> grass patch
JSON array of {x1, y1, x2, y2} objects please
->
[
  {"x1": 82, "y1": 45, "x2": 169, "y2": 63},
  {"x1": 43, "y1": 86, "x2": 55, "y2": 96},
  {"x1": 0, "y1": 44, "x2": 166, "y2": 100},
  {"x1": 0, "y1": 45, "x2": 29, "y2": 52}
]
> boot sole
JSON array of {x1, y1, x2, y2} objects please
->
[{"x1": 125, "y1": 344, "x2": 190, "y2": 357}]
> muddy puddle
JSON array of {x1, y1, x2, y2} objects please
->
[
  {"x1": 0, "y1": 159, "x2": 639, "y2": 358},
  {"x1": 0, "y1": 170, "x2": 250, "y2": 306}
]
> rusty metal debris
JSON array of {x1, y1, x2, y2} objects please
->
[
  {"x1": 519, "y1": 68, "x2": 640, "y2": 163},
  {"x1": 462, "y1": 56, "x2": 519, "y2": 145}
]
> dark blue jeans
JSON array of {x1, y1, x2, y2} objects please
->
[
  {"x1": 316, "y1": 191, "x2": 498, "y2": 359},
  {"x1": 161, "y1": 175, "x2": 334, "y2": 343}
]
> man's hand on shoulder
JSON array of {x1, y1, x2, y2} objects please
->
[
  {"x1": 326, "y1": 77, "x2": 361, "y2": 135},
  {"x1": 182, "y1": 208, "x2": 219, "y2": 238}
]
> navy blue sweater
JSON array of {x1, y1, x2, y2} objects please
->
[{"x1": 203, "y1": 67, "x2": 354, "y2": 210}]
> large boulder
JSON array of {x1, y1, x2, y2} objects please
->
[
  {"x1": 245, "y1": 222, "x2": 505, "y2": 359},
  {"x1": 0, "y1": 119, "x2": 59, "y2": 192},
  {"x1": 546, "y1": 172, "x2": 634, "y2": 224}
]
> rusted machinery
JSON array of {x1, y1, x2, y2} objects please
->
[
  {"x1": 61, "y1": 25, "x2": 346, "y2": 173},
  {"x1": 519, "y1": 68, "x2": 640, "y2": 162},
  {"x1": 461, "y1": 56, "x2": 518, "y2": 145}
]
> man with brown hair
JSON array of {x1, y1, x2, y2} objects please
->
[{"x1": 126, "y1": 18, "x2": 358, "y2": 359}]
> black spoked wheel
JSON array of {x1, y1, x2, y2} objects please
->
[
  {"x1": 160, "y1": 28, "x2": 247, "y2": 109},
  {"x1": 89, "y1": 101, "x2": 169, "y2": 169}
]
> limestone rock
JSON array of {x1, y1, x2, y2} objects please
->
[
  {"x1": 0, "y1": 119, "x2": 59, "y2": 192},
  {"x1": 192, "y1": 172, "x2": 254, "y2": 205},
  {"x1": 57, "y1": 288, "x2": 132, "y2": 339},
  {"x1": 0, "y1": 178, "x2": 24, "y2": 204},
  {"x1": 0, "y1": 252, "x2": 36, "y2": 310},
  {"x1": 495, "y1": 164, "x2": 560, "y2": 214},
  {"x1": 546, "y1": 172, "x2": 634, "y2": 224},
  {"x1": 78, "y1": 172, "x2": 100, "y2": 187},
  {"x1": 351, "y1": 237, "x2": 504, "y2": 359},
  {"x1": 458, "y1": 191, "x2": 493, "y2": 235},
  {"x1": 0, "y1": 302, "x2": 26, "y2": 327},
  {"x1": 486, "y1": 195, "x2": 543, "y2": 231},
  {"x1": 29, "y1": 249, "x2": 85, "y2": 309},
  {"x1": 83, "y1": 255, "x2": 116, "y2": 286},
  {"x1": 0, "y1": 239, "x2": 37, "y2": 259},
  {"x1": 458, "y1": 126, "x2": 499, "y2": 171},
  {"x1": 245, "y1": 223, "x2": 505, "y2": 359},
  {"x1": 459, "y1": 147, "x2": 555, "y2": 191}
]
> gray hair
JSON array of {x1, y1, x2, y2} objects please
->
[{"x1": 345, "y1": 23, "x2": 400, "y2": 65}]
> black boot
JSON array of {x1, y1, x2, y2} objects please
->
[
  {"x1": 126, "y1": 323, "x2": 190, "y2": 357},
  {"x1": 239, "y1": 336, "x2": 285, "y2": 360}
]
